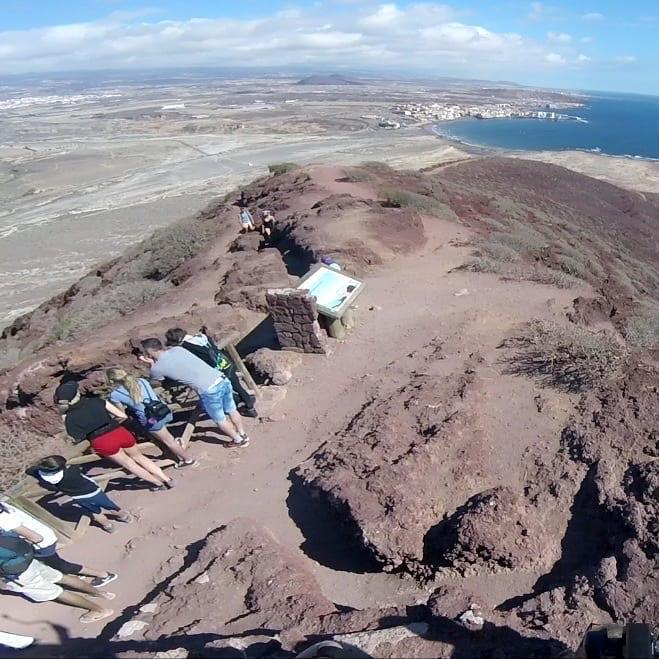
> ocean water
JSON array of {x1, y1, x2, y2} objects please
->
[{"x1": 433, "y1": 92, "x2": 659, "y2": 160}]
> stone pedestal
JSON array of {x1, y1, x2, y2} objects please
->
[{"x1": 266, "y1": 289, "x2": 327, "y2": 354}]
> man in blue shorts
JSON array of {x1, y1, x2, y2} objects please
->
[{"x1": 139, "y1": 338, "x2": 250, "y2": 447}]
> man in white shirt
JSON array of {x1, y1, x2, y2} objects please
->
[{"x1": 0, "y1": 502, "x2": 116, "y2": 588}]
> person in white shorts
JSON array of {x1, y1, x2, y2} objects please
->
[{"x1": 2, "y1": 554, "x2": 114, "y2": 624}]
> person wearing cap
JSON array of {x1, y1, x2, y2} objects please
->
[
  {"x1": 26, "y1": 455, "x2": 132, "y2": 533},
  {"x1": 54, "y1": 381, "x2": 173, "y2": 491}
]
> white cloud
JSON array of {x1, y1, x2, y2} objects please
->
[
  {"x1": 580, "y1": 36, "x2": 593, "y2": 43},
  {"x1": 582, "y1": 12, "x2": 604, "y2": 21},
  {"x1": 577, "y1": 54, "x2": 591, "y2": 64},
  {"x1": 547, "y1": 31, "x2": 572, "y2": 43},
  {"x1": 544, "y1": 52, "x2": 566, "y2": 65},
  {"x1": 0, "y1": 3, "x2": 583, "y2": 78},
  {"x1": 614, "y1": 55, "x2": 637, "y2": 63}
]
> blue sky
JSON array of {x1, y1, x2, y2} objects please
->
[{"x1": 1, "y1": 1, "x2": 657, "y2": 93}]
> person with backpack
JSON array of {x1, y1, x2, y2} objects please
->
[
  {"x1": 139, "y1": 337, "x2": 250, "y2": 447},
  {"x1": 0, "y1": 533, "x2": 114, "y2": 624},
  {"x1": 26, "y1": 455, "x2": 132, "y2": 533},
  {"x1": 105, "y1": 368, "x2": 197, "y2": 470},
  {"x1": 54, "y1": 381, "x2": 173, "y2": 491},
  {"x1": 164, "y1": 327, "x2": 258, "y2": 418},
  {"x1": 0, "y1": 501, "x2": 116, "y2": 586}
]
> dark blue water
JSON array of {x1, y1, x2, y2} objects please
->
[{"x1": 433, "y1": 92, "x2": 659, "y2": 160}]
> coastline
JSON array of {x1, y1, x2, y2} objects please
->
[{"x1": 428, "y1": 124, "x2": 659, "y2": 194}]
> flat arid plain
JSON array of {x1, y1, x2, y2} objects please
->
[{"x1": 3, "y1": 71, "x2": 656, "y2": 327}]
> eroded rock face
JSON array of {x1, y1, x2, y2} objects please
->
[
  {"x1": 143, "y1": 518, "x2": 336, "y2": 641},
  {"x1": 215, "y1": 248, "x2": 291, "y2": 313},
  {"x1": 424, "y1": 487, "x2": 547, "y2": 575},
  {"x1": 295, "y1": 340, "x2": 486, "y2": 574}
]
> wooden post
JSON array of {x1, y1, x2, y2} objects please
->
[
  {"x1": 225, "y1": 342, "x2": 260, "y2": 399},
  {"x1": 9, "y1": 495, "x2": 76, "y2": 542},
  {"x1": 180, "y1": 404, "x2": 202, "y2": 449}
]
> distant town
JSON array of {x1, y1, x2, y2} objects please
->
[{"x1": 363, "y1": 99, "x2": 587, "y2": 129}]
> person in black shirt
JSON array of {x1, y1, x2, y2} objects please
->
[
  {"x1": 26, "y1": 455, "x2": 132, "y2": 533},
  {"x1": 165, "y1": 327, "x2": 258, "y2": 418},
  {"x1": 55, "y1": 381, "x2": 173, "y2": 490}
]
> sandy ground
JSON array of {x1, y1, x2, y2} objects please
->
[
  {"x1": 518, "y1": 149, "x2": 659, "y2": 194},
  {"x1": 2, "y1": 213, "x2": 590, "y2": 648}
]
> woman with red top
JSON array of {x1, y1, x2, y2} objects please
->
[{"x1": 54, "y1": 381, "x2": 173, "y2": 490}]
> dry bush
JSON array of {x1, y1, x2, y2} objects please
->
[
  {"x1": 0, "y1": 425, "x2": 52, "y2": 491},
  {"x1": 461, "y1": 259, "x2": 580, "y2": 289},
  {"x1": 478, "y1": 238, "x2": 522, "y2": 263},
  {"x1": 0, "y1": 345, "x2": 23, "y2": 374},
  {"x1": 556, "y1": 254, "x2": 590, "y2": 281},
  {"x1": 624, "y1": 303, "x2": 659, "y2": 349},
  {"x1": 137, "y1": 221, "x2": 220, "y2": 280},
  {"x1": 501, "y1": 319, "x2": 626, "y2": 392},
  {"x1": 51, "y1": 280, "x2": 170, "y2": 341},
  {"x1": 268, "y1": 163, "x2": 299, "y2": 175},
  {"x1": 341, "y1": 168, "x2": 375, "y2": 183},
  {"x1": 379, "y1": 187, "x2": 450, "y2": 217}
]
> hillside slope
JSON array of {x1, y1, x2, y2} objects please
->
[{"x1": 0, "y1": 158, "x2": 657, "y2": 656}]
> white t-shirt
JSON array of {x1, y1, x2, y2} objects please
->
[{"x1": 0, "y1": 503, "x2": 57, "y2": 550}]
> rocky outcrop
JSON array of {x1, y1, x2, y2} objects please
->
[
  {"x1": 143, "y1": 518, "x2": 337, "y2": 641},
  {"x1": 267, "y1": 289, "x2": 328, "y2": 354},
  {"x1": 294, "y1": 340, "x2": 486, "y2": 574},
  {"x1": 215, "y1": 248, "x2": 291, "y2": 313},
  {"x1": 424, "y1": 487, "x2": 548, "y2": 575},
  {"x1": 244, "y1": 348, "x2": 302, "y2": 385}
]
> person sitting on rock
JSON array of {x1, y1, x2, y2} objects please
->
[
  {"x1": 139, "y1": 338, "x2": 250, "y2": 447},
  {"x1": 105, "y1": 367, "x2": 198, "y2": 470},
  {"x1": 54, "y1": 381, "x2": 173, "y2": 491},
  {"x1": 164, "y1": 327, "x2": 258, "y2": 418},
  {"x1": 239, "y1": 207, "x2": 255, "y2": 233},
  {"x1": 0, "y1": 501, "x2": 117, "y2": 586},
  {"x1": 0, "y1": 533, "x2": 114, "y2": 624},
  {"x1": 26, "y1": 455, "x2": 132, "y2": 533}
]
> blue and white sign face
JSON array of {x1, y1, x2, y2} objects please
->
[{"x1": 298, "y1": 265, "x2": 363, "y2": 318}]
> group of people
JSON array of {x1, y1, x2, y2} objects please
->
[
  {"x1": 0, "y1": 327, "x2": 258, "y2": 627},
  {"x1": 239, "y1": 206, "x2": 275, "y2": 241}
]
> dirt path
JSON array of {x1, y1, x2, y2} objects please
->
[{"x1": 5, "y1": 215, "x2": 591, "y2": 647}]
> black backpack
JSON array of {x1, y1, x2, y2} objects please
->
[
  {"x1": 143, "y1": 384, "x2": 171, "y2": 427},
  {"x1": 0, "y1": 533, "x2": 34, "y2": 577}
]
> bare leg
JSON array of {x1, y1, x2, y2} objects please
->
[
  {"x1": 107, "y1": 449, "x2": 163, "y2": 487},
  {"x1": 59, "y1": 574, "x2": 111, "y2": 598},
  {"x1": 107, "y1": 510, "x2": 132, "y2": 522},
  {"x1": 228, "y1": 410, "x2": 246, "y2": 436},
  {"x1": 150, "y1": 427, "x2": 193, "y2": 463},
  {"x1": 55, "y1": 591, "x2": 113, "y2": 623},
  {"x1": 92, "y1": 512, "x2": 110, "y2": 527},
  {"x1": 216, "y1": 419, "x2": 243, "y2": 443},
  {"x1": 124, "y1": 445, "x2": 171, "y2": 484}
]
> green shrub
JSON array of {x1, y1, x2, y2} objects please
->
[
  {"x1": 268, "y1": 163, "x2": 299, "y2": 175},
  {"x1": 51, "y1": 280, "x2": 171, "y2": 341},
  {"x1": 501, "y1": 319, "x2": 626, "y2": 392},
  {"x1": 379, "y1": 187, "x2": 449, "y2": 216},
  {"x1": 624, "y1": 303, "x2": 659, "y2": 349}
]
